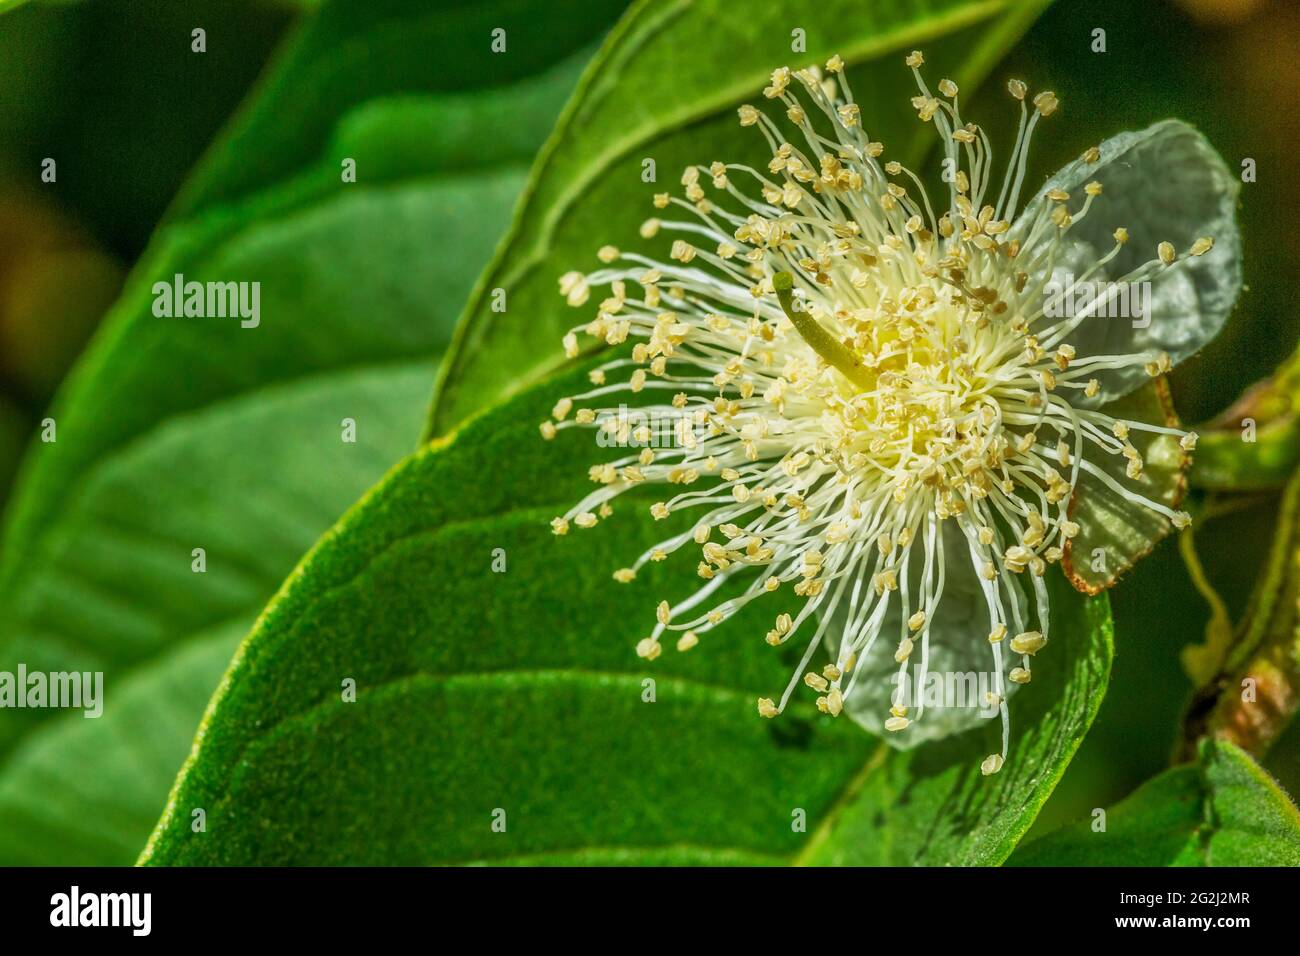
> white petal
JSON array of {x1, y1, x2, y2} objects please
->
[
  {"x1": 1016, "y1": 120, "x2": 1241, "y2": 403},
  {"x1": 832, "y1": 522, "x2": 1024, "y2": 748}
]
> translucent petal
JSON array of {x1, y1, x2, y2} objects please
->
[
  {"x1": 833, "y1": 521, "x2": 1025, "y2": 748},
  {"x1": 1015, "y1": 120, "x2": 1241, "y2": 404},
  {"x1": 1063, "y1": 378, "x2": 1188, "y2": 593}
]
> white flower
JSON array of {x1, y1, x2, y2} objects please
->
[{"x1": 543, "y1": 52, "x2": 1240, "y2": 774}]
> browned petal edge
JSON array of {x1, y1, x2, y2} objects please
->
[{"x1": 1061, "y1": 375, "x2": 1190, "y2": 595}]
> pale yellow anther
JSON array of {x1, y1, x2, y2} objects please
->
[
  {"x1": 826, "y1": 689, "x2": 843, "y2": 716},
  {"x1": 1158, "y1": 241, "x2": 1176, "y2": 265},
  {"x1": 656, "y1": 600, "x2": 671, "y2": 625},
  {"x1": 905, "y1": 50, "x2": 924, "y2": 68},
  {"x1": 757, "y1": 697, "x2": 779, "y2": 718},
  {"x1": 1009, "y1": 667, "x2": 1031, "y2": 684},
  {"x1": 1009, "y1": 631, "x2": 1046, "y2": 655},
  {"x1": 980, "y1": 754, "x2": 1004, "y2": 776},
  {"x1": 1007, "y1": 78, "x2": 1027, "y2": 100},
  {"x1": 1032, "y1": 90, "x2": 1059, "y2": 116},
  {"x1": 1190, "y1": 236, "x2": 1214, "y2": 256},
  {"x1": 1004, "y1": 546, "x2": 1033, "y2": 573},
  {"x1": 1144, "y1": 351, "x2": 1172, "y2": 377},
  {"x1": 636, "y1": 637, "x2": 662, "y2": 661},
  {"x1": 873, "y1": 568, "x2": 899, "y2": 594},
  {"x1": 988, "y1": 623, "x2": 1007, "y2": 643},
  {"x1": 885, "y1": 715, "x2": 910, "y2": 732}
]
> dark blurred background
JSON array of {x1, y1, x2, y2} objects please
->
[
  {"x1": 0, "y1": 0, "x2": 1295, "y2": 836},
  {"x1": 0, "y1": 0, "x2": 295, "y2": 496},
  {"x1": 992, "y1": 0, "x2": 1300, "y2": 832}
]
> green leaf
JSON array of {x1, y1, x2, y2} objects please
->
[
  {"x1": 1202, "y1": 738, "x2": 1300, "y2": 865},
  {"x1": 1062, "y1": 379, "x2": 1188, "y2": 594},
  {"x1": 0, "y1": 0, "x2": 624, "y2": 865},
  {"x1": 426, "y1": 0, "x2": 1054, "y2": 438},
  {"x1": 169, "y1": 0, "x2": 630, "y2": 219},
  {"x1": 799, "y1": 572, "x2": 1112, "y2": 865},
  {"x1": 1190, "y1": 340, "x2": 1300, "y2": 493},
  {"x1": 141, "y1": 362, "x2": 1111, "y2": 866},
  {"x1": 1009, "y1": 739, "x2": 1300, "y2": 866},
  {"x1": 1009, "y1": 765, "x2": 1205, "y2": 865}
]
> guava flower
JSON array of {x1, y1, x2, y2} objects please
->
[{"x1": 542, "y1": 51, "x2": 1240, "y2": 775}]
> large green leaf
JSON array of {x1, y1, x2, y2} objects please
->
[
  {"x1": 426, "y1": 0, "x2": 1053, "y2": 438},
  {"x1": 0, "y1": 0, "x2": 626, "y2": 865},
  {"x1": 141, "y1": 362, "x2": 1111, "y2": 866},
  {"x1": 1009, "y1": 739, "x2": 1300, "y2": 866}
]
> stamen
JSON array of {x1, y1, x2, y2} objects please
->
[{"x1": 544, "y1": 49, "x2": 1201, "y2": 779}]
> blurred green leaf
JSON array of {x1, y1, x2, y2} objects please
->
[
  {"x1": 426, "y1": 0, "x2": 1053, "y2": 438},
  {"x1": 141, "y1": 362, "x2": 1111, "y2": 866},
  {"x1": 170, "y1": 0, "x2": 626, "y2": 219},
  {"x1": 1009, "y1": 739, "x2": 1300, "y2": 866},
  {"x1": 1190, "y1": 341, "x2": 1300, "y2": 493},
  {"x1": 1015, "y1": 763, "x2": 1207, "y2": 866},
  {"x1": 1182, "y1": 470, "x2": 1300, "y2": 756},
  {"x1": 0, "y1": 0, "x2": 625, "y2": 864}
]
